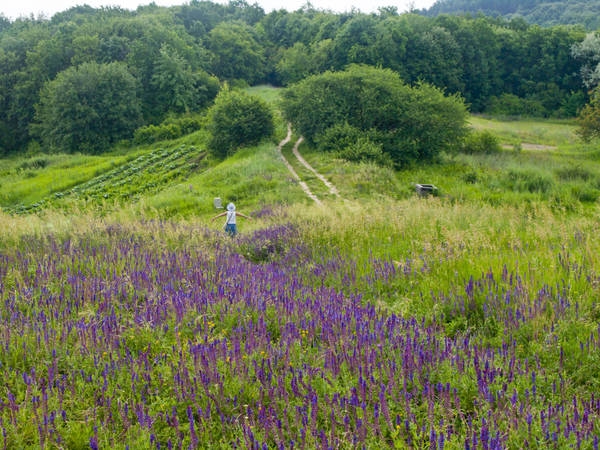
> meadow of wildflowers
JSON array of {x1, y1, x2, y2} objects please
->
[{"x1": 0, "y1": 204, "x2": 599, "y2": 449}]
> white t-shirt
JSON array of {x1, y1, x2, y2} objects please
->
[{"x1": 226, "y1": 210, "x2": 236, "y2": 225}]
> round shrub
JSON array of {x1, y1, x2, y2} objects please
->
[
  {"x1": 460, "y1": 130, "x2": 502, "y2": 154},
  {"x1": 207, "y1": 88, "x2": 274, "y2": 158},
  {"x1": 34, "y1": 62, "x2": 142, "y2": 153},
  {"x1": 316, "y1": 122, "x2": 364, "y2": 152},
  {"x1": 281, "y1": 65, "x2": 469, "y2": 167}
]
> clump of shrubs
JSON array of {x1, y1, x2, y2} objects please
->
[
  {"x1": 337, "y1": 138, "x2": 393, "y2": 166},
  {"x1": 460, "y1": 130, "x2": 502, "y2": 154},
  {"x1": 504, "y1": 168, "x2": 554, "y2": 193},
  {"x1": 486, "y1": 93, "x2": 546, "y2": 117},
  {"x1": 206, "y1": 89, "x2": 274, "y2": 158},
  {"x1": 134, "y1": 116, "x2": 203, "y2": 145},
  {"x1": 18, "y1": 156, "x2": 49, "y2": 170}
]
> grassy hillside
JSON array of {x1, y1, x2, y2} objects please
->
[{"x1": 1, "y1": 86, "x2": 600, "y2": 448}]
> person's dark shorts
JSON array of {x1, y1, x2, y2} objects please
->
[{"x1": 225, "y1": 223, "x2": 237, "y2": 237}]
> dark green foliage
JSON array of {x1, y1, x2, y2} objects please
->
[
  {"x1": 503, "y1": 168, "x2": 554, "y2": 193},
  {"x1": 134, "y1": 124, "x2": 181, "y2": 144},
  {"x1": 425, "y1": 0, "x2": 600, "y2": 30},
  {"x1": 281, "y1": 65, "x2": 469, "y2": 167},
  {"x1": 275, "y1": 43, "x2": 308, "y2": 85},
  {"x1": 150, "y1": 44, "x2": 219, "y2": 117},
  {"x1": 315, "y1": 122, "x2": 365, "y2": 152},
  {"x1": 33, "y1": 62, "x2": 142, "y2": 154},
  {"x1": 17, "y1": 156, "x2": 49, "y2": 170},
  {"x1": 0, "y1": 1, "x2": 593, "y2": 157},
  {"x1": 317, "y1": 122, "x2": 392, "y2": 165},
  {"x1": 337, "y1": 137, "x2": 393, "y2": 166},
  {"x1": 569, "y1": 184, "x2": 600, "y2": 203},
  {"x1": 486, "y1": 93, "x2": 547, "y2": 118},
  {"x1": 331, "y1": 14, "x2": 380, "y2": 68},
  {"x1": 175, "y1": 0, "x2": 264, "y2": 39},
  {"x1": 133, "y1": 116, "x2": 204, "y2": 145},
  {"x1": 207, "y1": 88, "x2": 274, "y2": 158},
  {"x1": 555, "y1": 165, "x2": 595, "y2": 182},
  {"x1": 204, "y1": 21, "x2": 266, "y2": 84}
]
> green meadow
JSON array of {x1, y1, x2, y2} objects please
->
[
  {"x1": 2, "y1": 87, "x2": 599, "y2": 324},
  {"x1": 1, "y1": 86, "x2": 600, "y2": 447}
]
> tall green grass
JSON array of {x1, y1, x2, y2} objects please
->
[
  {"x1": 469, "y1": 115, "x2": 578, "y2": 147},
  {"x1": 0, "y1": 154, "x2": 130, "y2": 206},
  {"x1": 139, "y1": 140, "x2": 311, "y2": 219}
]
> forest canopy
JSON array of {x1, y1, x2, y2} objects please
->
[{"x1": 425, "y1": 0, "x2": 600, "y2": 30}]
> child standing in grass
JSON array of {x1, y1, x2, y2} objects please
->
[{"x1": 212, "y1": 202, "x2": 251, "y2": 237}]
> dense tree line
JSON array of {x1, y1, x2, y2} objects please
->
[
  {"x1": 0, "y1": 0, "x2": 594, "y2": 156},
  {"x1": 425, "y1": 0, "x2": 600, "y2": 31}
]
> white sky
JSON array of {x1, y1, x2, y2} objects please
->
[{"x1": 1, "y1": 0, "x2": 437, "y2": 21}]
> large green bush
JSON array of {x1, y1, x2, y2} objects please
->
[
  {"x1": 486, "y1": 93, "x2": 546, "y2": 118},
  {"x1": 206, "y1": 88, "x2": 274, "y2": 158},
  {"x1": 280, "y1": 65, "x2": 469, "y2": 167},
  {"x1": 33, "y1": 62, "x2": 142, "y2": 154},
  {"x1": 460, "y1": 130, "x2": 502, "y2": 154}
]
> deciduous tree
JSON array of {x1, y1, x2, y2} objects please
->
[
  {"x1": 571, "y1": 31, "x2": 600, "y2": 90},
  {"x1": 206, "y1": 87, "x2": 274, "y2": 158},
  {"x1": 205, "y1": 21, "x2": 266, "y2": 84},
  {"x1": 34, "y1": 62, "x2": 142, "y2": 153}
]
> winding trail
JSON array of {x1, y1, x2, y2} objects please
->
[
  {"x1": 291, "y1": 137, "x2": 340, "y2": 198},
  {"x1": 277, "y1": 124, "x2": 341, "y2": 205},
  {"x1": 277, "y1": 125, "x2": 323, "y2": 205}
]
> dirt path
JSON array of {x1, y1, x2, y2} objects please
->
[
  {"x1": 277, "y1": 124, "x2": 341, "y2": 204},
  {"x1": 277, "y1": 125, "x2": 323, "y2": 205},
  {"x1": 291, "y1": 137, "x2": 340, "y2": 198},
  {"x1": 501, "y1": 143, "x2": 557, "y2": 151}
]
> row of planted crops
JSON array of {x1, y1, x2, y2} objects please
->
[
  {"x1": 0, "y1": 216, "x2": 599, "y2": 449},
  {"x1": 6, "y1": 145, "x2": 202, "y2": 215}
]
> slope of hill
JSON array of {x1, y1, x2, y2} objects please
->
[
  {"x1": 2, "y1": 98, "x2": 600, "y2": 448},
  {"x1": 424, "y1": 0, "x2": 600, "y2": 29},
  {"x1": 0, "y1": 143, "x2": 206, "y2": 215},
  {"x1": 0, "y1": 96, "x2": 590, "y2": 220}
]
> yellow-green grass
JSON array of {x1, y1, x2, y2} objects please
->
[
  {"x1": 245, "y1": 84, "x2": 283, "y2": 104},
  {"x1": 138, "y1": 140, "x2": 311, "y2": 219},
  {"x1": 469, "y1": 115, "x2": 578, "y2": 147},
  {"x1": 0, "y1": 153, "x2": 134, "y2": 207}
]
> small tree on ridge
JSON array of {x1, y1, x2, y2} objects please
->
[{"x1": 207, "y1": 87, "x2": 274, "y2": 158}]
